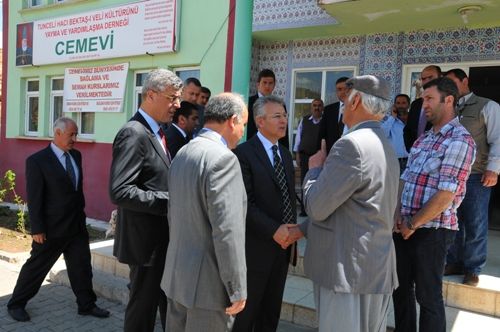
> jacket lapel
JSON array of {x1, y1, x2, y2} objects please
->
[
  {"x1": 132, "y1": 112, "x2": 170, "y2": 168},
  {"x1": 45, "y1": 145, "x2": 75, "y2": 189},
  {"x1": 250, "y1": 136, "x2": 280, "y2": 188}
]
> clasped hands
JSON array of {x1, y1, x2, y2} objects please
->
[{"x1": 273, "y1": 224, "x2": 303, "y2": 249}]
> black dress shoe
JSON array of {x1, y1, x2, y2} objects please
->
[
  {"x1": 463, "y1": 272, "x2": 479, "y2": 287},
  {"x1": 8, "y1": 307, "x2": 30, "y2": 322},
  {"x1": 78, "y1": 305, "x2": 110, "y2": 318}
]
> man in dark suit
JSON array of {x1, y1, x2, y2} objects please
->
[
  {"x1": 403, "y1": 65, "x2": 441, "y2": 151},
  {"x1": 317, "y1": 76, "x2": 350, "y2": 153},
  {"x1": 166, "y1": 101, "x2": 199, "y2": 158},
  {"x1": 109, "y1": 69, "x2": 183, "y2": 332},
  {"x1": 7, "y1": 117, "x2": 109, "y2": 322},
  {"x1": 233, "y1": 96, "x2": 299, "y2": 332},
  {"x1": 247, "y1": 69, "x2": 289, "y2": 148}
]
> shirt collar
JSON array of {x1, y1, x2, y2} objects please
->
[
  {"x1": 459, "y1": 92, "x2": 473, "y2": 106},
  {"x1": 199, "y1": 127, "x2": 227, "y2": 147},
  {"x1": 138, "y1": 108, "x2": 161, "y2": 135},
  {"x1": 172, "y1": 123, "x2": 187, "y2": 138},
  {"x1": 308, "y1": 115, "x2": 322, "y2": 124},
  {"x1": 427, "y1": 117, "x2": 460, "y2": 138},
  {"x1": 257, "y1": 131, "x2": 277, "y2": 151},
  {"x1": 50, "y1": 142, "x2": 66, "y2": 159}
]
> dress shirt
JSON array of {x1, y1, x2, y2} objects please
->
[
  {"x1": 293, "y1": 115, "x2": 322, "y2": 152},
  {"x1": 381, "y1": 116, "x2": 409, "y2": 159},
  {"x1": 138, "y1": 108, "x2": 165, "y2": 153},
  {"x1": 400, "y1": 117, "x2": 476, "y2": 230},
  {"x1": 257, "y1": 131, "x2": 281, "y2": 166},
  {"x1": 50, "y1": 142, "x2": 79, "y2": 185},
  {"x1": 458, "y1": 92, "x2": 500, "y2": 173}
]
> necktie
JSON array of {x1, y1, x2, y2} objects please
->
[
  {"x1": 417, "y1": 107, "x2": 427, "y2": 137},
  {"x1": 272, "y1": 145, "x2": 294, "y2": 225},
  {"x1": 158, "y1": 128, "x2": 172, "y2": 162},
  {"x1": 64, "y1": 152, "x2": 77, "y2": 189}
]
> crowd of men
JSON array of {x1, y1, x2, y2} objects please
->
[{"x1": 6, "y1": 66, "x2": 499, "y2": 332}]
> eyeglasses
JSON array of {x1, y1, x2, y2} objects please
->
[
  {"x1": 156, "y1": 91, "x2": 181, "y2": 103},
  {"x1": 268, "y1": 113, "x2": 288, "y2": 120}
]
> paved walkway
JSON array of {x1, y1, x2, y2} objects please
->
[{"x1": 0, "y1": 259, "x2": 314, "y2": 332}]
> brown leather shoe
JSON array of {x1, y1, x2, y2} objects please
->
[
  {"x1": 444, "y1": 264, "x2": 463, "y2": 276},
  {"x1": 463, "y1": 272, "x2": 479, "y2": 286}
]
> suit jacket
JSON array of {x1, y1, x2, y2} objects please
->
[
  {"x1": 110, "y1": 111, "x2": 170, "y2": 265},
  {"x1": 165, "y1": 124, "x2": 189, "y2": 159},
  {"x1": 303, "y1": 121, "x2": 399, "y2": 294},
  {"x1": 317, "y1": 102, "x2": 344, "y2": 153},
  {"x1": 234, "y1": 135, "x2": 296, "y2": 271},
  {"x1": 403, "y1": 98, "x2": 431, "y2": 152},
  {"x1": 161, "y1": 129, "x2": 247, "y2": 310},
  {"x1": 26, "y1": 145, "x2": 86, "y2": 239},
  {"x1": 247, "y1": 94, "x2": 289, "y2": 148}
]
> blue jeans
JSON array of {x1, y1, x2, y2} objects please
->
[
  {"x1": 393, "y1": 228, "x2": 455, "y2": 332},
  {"x1": 447, "y1": 173, "x2": 491, "y2": 274}
]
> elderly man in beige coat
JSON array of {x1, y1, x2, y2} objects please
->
[{"x1": 302, "y1": 75, "x2": 399, "y2": 332}]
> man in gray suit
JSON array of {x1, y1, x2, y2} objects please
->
[
  {"x1": 161, "y1": 93, "x2": 248, "y2": 332},
  {"x1": 303, "y1": 75, "x2": 399, "y2": 332}
]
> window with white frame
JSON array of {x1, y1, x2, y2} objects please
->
[
  {"x1": 77, "y1": 113, "x2": 95, "y2": 137},
  {"x1": 402, "y1": 61, "x2": 500, "y2": 102},
  {"x1": 49, "y1": 77, "x2": 64, "y2": 135},
  {"x1": 134, "y1": 70, "x2": 151, "y2": 110},
  {"x1": 290, "y1": 67, "x2": 356, "y2": 142},
  {"x1": 25, "y1": 79, "x2": 39, "y2": 136},
  {"x1": 174, "y1": 67, "x2": 200, "y2": 83},
  {"x1": 28, "y1": 0, "x2": 43, "y2": 8}
]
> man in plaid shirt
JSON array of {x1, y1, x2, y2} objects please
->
[{"x1": 392, "y1": 77, "x2": 476, "y2": 332}]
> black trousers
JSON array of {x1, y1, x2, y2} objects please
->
[
  {"x1": 124, "y1": 246, "x2": 168, "y2": 332},
  {"x1": 392, "y1": 228, "x2": 455, "y2": 332},
  {"x1": 8, "y1": 231, "x2": 96, "y2": 311},
  {"x1": 232, "y1": 249, "x2": 289, "y2": 332}
]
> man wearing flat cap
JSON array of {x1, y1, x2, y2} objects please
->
[{"x1": 302, "y1": 75, "x2": 399, "y2": 332}]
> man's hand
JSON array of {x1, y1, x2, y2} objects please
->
[
  {"x1": 309, "y1": 139, "x2": 327, "y2": 169},
  {"x1": 391, "y1": 105, "x2": 398, "y2": 118},
  {"x1": 482, "y1": 170, "x2": 498, "y2": 187},
  {"x1": 273, "y1": 224, "x2": 290, "y2": 249},
  {"x1": 399, "y1": 220, "x2": 415, "y2": 240},
  {"x1": 285, "y1": 224, "x2": 304, "y2": 247},
  {"x1": 32, "y1": 233, "x2": 46, "y2": 244},
  {"x1": 226, "y1": 299, "x2": 246, "y2": 316}
]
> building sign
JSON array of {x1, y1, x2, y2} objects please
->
[
  {"x1": 63, "y1": 63, "x2": 129, "y2": 113},
  {"x1": 29, "y1": 0, "x2": 177, "y2": 66}
]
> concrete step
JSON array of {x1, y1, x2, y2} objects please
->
[
  {"x1": 48, "y1": 234, "x2": 500, "y2": 330},
  {"x1": 281, "y1": 274, "x2": 500, "y2": 331}
]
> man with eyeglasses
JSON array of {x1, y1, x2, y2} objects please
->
[
  {"x1": 233, "y1": 96, "x2": 299, "y2": 332},
  {"x1": 109, "y1": 68, "x2": 183, "y2": 332}
]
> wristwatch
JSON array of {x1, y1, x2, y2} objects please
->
[{"x1": 406, "y1": 219, "x2": 416, "y2": 231}]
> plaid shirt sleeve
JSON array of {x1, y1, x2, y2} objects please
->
[{"x1": 438, "y1": 137, "x2": 476, "y2": 193}]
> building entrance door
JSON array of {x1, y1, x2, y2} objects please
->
[{"x1": 469, "y1": 66, "x2": 500, "y2": 230}]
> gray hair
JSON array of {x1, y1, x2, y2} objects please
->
[
  {"x1": 253, "y1": 95, "x2": 285, "y2": 119},
  {"x1": 53, "y1": 117, "x2": 77, "y2": 133},
  {"x1": 142, "y1": 69, "x2": 183, "y2": 97},
  {"x1": 346, "y1": 88, "x2": 391, "y2": 116},
  {"x1": 204, "y1": 93, "x2": 246, "y2": 123}
]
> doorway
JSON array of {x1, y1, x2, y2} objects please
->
[{"x1": 469, "y1": 66, "x2": 500, "y2": 231}]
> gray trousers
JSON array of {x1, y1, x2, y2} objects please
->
[
  {"x1": 314, "y1": 285, "x2": 391, "y2": 332},
  {"x1": 166, "y1": 297, "x2": 234, "y2": 332}
]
